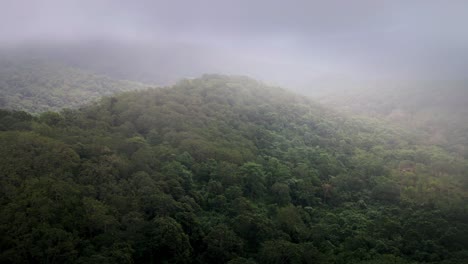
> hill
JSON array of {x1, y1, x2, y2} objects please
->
[
  {"x1": 0, "y1": 75, "x2": 467, "y2": 263},
  {"x1": 310, "y1": 80, "x2": 468, "y2": 158},
  {"x1": 0, "y1": 54, "x2": 148, "y2": 113}
]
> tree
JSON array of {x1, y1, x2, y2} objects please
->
[
  {"x1": 203, "y1": 224, "x2": 243, "y2": 263},
  {"x1": 143, "y1": 217, "x2": 192, "y2": 263},
  {"x1": 258, "y1": 240, "x2": 302, "y2": 264},
  {"x1": 240, "y1": 162, "x2": 266, "y2": 199},
  {"x1": 270, "y1": 182, "x2": 291, "y2": 205}
]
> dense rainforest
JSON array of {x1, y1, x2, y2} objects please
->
[
  {"x1": 0, "y1": 75, "x2": 467, "y2": 263},
  {"x1": 312, "y1": 80, "x2": 468, "y2": 160},
  {"x1": 0, "y1": 55, "x2": 146, "y2": 113}
]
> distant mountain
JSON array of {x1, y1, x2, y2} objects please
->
[
  {"x1": 0, "y1": 53, "x2": 148, "y2": 113},
  {"x1": 1, "y1": 41, "x2": 232, "y2": 86},
  {"x1": 1, "y1": 75, "x2": 466, "y2": 263},
  {"x1": 306, "y1": 80, "x2": 468, "y2": 158}
]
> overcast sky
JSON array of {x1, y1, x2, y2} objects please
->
[{"x1": 1, "y1": 0, "x2": 467, "y2": 86}]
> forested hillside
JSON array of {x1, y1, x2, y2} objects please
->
[
  {"x1": 313, "y1": 80, "x2": 468, "y2": 159},
  {"x1": 0, "y1": 75, "x2": 467, "y2": 263},
  {"x1": 0, "y1": 54, "x2": 147, "y2": 113}
]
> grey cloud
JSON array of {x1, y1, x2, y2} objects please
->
[{"x1": 1, "y1": 0, "x2": 467, "y2": 86}]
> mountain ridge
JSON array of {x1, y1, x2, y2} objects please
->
[
  {"x1": 1, "y1": 74, "x2": 466, "y2": 263},
  {"x1": 0, "y1": 54, "x2": 149, "y2": 113}
]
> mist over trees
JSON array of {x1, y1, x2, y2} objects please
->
[
  {"x1": 1, "y1": 75, "x2": 467, "y2": 263},
  {"x1": 308, "y1": 80, "x2": 468, "y2": 159},
  {"x1": 0, "y1": 53, "x2": 147, "y2": 113},
  {"x1": 1, "y1": 1, "x2": 468, "y2": 263}
]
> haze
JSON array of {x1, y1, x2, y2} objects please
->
[
  {"x1": 2, "y1": 1, "x2": 468, "y2": 263},
  {"x1": 1, "y1": 0, "x2": 468, "y2": 88}
]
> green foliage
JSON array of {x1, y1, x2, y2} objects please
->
[
  {"x1": 143, "y1": 217, "x2": 192, "y2": 263},
  {"x1": 0, "y1": 75, "x2": 467, "y2": 263},
  {"x1": 316, "y1": 80, "x2": 468, "y2": 159},
  {"x1": 0, "y1": 56, "x2": 146, "y2": 113}
]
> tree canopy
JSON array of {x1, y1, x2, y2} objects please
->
[{"x1": 0, "y1": 75, "x2": 467, "y2": 263}]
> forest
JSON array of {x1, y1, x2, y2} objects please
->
[
  {"x1": 312, "y1": 80, "x2": 468, "y2": 160},
  {"x1": 0, "y1": 54, "x2": 147, "y2": 113},
  {"x1": 1, "y1": 74, "x2": 467, "y2": 263}
]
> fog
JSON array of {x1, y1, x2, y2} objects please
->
[{"x1": 1, "y1": 0, "x2": 468, "y2": 89}]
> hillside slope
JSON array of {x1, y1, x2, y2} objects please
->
[
  {"x1": 0, "y1": 54, "x2": 148, "y2": 113},
  {"x1": 0, "y1": 75, "x2": 467, "y2": 263},
  {"x1": 312, "y1": 80, "x2": 468, "y2": 158}
]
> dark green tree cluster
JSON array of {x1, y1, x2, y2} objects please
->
[{"x1": 0, "y1": 75, "x2": 467, "y2": 263}]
